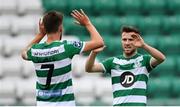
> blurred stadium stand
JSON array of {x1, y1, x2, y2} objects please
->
[{"x1": 0, "y1": 0, "x2": 180, "y2": 106}]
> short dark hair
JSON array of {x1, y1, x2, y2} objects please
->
[
  {"x1": 43, "y1": 11, "x2": 63, "y2": 34},
  {"x1": 121, "y1": 26, "x2": 140, "y2": 34}
]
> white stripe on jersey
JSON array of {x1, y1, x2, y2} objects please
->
[
  {"x1": 80, "y1": 42, "x2": 86, "y2": 54},
  {"x1": 113, "y1": 95, "x2": 146, "y2": 105},
  {"x1": 31, "y1": 45, "x2": 65, "y2": 57},
  {"x1": 61, "y1": 85, "x2": 74, "y2": 95},
  {"x1": 34, "y1": 58, "x2": 71, "y2": 70},
  {"x1": 113, "y1": 81, "x2": 147, "y2": 92},
  {"x1": 36, "y1": 86, "x2": 74, "y2": 96},
  {"x1": 100, "y1": 63, "x2": 107, "y2": 73},
  {"x1": 37, "y1": 100, "x2": 75, "y2": 106},
  {"x1": 37, "y1": 71, "x2": 72, "y2": 85},
  {"x1": 113, "y1": 56, "x2": 143, "y2": 65},
  {"x1": 111, "y1": 66, "x2": 149, "y2": 77}
]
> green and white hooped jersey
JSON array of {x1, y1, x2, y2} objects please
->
[
  {"x1": 27, "y1": 40, "x2": 85, "y2": 106},
  {"x1": 101, "y1": 53, "x2": 153, "y2": 106}
]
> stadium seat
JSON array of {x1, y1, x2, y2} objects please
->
[
  {"x1": 42, "y1": 0, "x2": 68, "y2": 14},
  {"x1": 139, "y1": 15, "x2": 163, "y2": 35},
  {"x1": 103, "y1": 36, "x2": 122, "y2": 56},
  {"x1": 90, "y1": 97, "x2": 111, "y2": 106},
  {"x1": 116, "y1": 0, "x2": 142, "y2": 15},
  {"x1": 11, "y1": 15, "x2": 40, "y2": 35},
  {"x1": 16, "y1": 78, "x2": 36, "y2": 105},
  {"x1": 73, "y1": 76, "x2": 96, "y2": 105},
  {"x1": 147, "y1": 98, "x2": 171, "y2": 106},
  {"x1": 176, "y1": 56, "x2": 180, "y2": 76},
  {"x1": 21, "y1": 60, "x2": 35, "y2": 78},
  {"x1": 0, "y1": 79, "x2": 16, "y2": 105},
  {"x1": 152, "y1": 56, "x2": 176, "y2": 77},
  {"x1": 91, "y1": 16, "x2": 112, "y2": 35},
  {"x1": 148, "y1": 77, "x2": 172, "y2": 99},
  {"x1": 3, "y1": 35, "x2": 34, "y2": 56},
  {"x1": 164, "y1": 98, "x2": 180, "y2": 106},
  {"x1": 63, "y1": 17, "x2": 88, "y2": 35},
  {"x1": 162, "y1": 15, "x2": 180, "y2": 35},
  {"x1": 0, "y1": 0, "x2": 17, "y2": 15},
  {"x1": 72, "y1": 55, "x2": 87, "y2": 77},
  {"x1": 0, "y1": 57, "x2": 3, "y2": 78},
  {"x1": 142, "y1": 0, "x2": 167, "y2": 15},
  {"x1": 2, "y1": 36, "x2": 16, "y2": 56},
  {"x1": 94, "y1": 77, "x2": 113, "y2": 104},
  {"x1": 171, "y1": 78, "x2": 180, "y2": 98},
  {"x1": 92, "y1": 0, "x2": 117, "y2": 16},
  {"x1": 0, "y1": 16, "x2": 12, "y2": 35},
  {"x1": 158, "y1": 36, "x2": 180, "y2": 54},
  {"x1": 167, "y1": 0, "x2": 180, "y2": 14},
  {"x1": 2, "y1": 55, "x2": 23, "y2": 77},
  {"x1": 68, "y1": 0, "x2": 93, "y2": 16},
  {"x1": 144, "y1": 35, "x2": 158, "y2": 48},
  {"x1": 17, "y1": 0, "x2": 42, "y2": 15},
  {"x1": 0, "y1": 38, "x2": 3, "y2": 54},
  {"x1": 112, "y1": 15, "x2": 140, "y2": 35}
]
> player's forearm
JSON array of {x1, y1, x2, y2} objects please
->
[
  {"x1": 21, "y1": 33, "x2": 45, "y2": 60},
  {"x1": 85, "y1": 23, "x2": 104, "y2": 47},
  {"x1": 85, "y1": 51, "x2": 97, "y2": 73},
  {"x1": 28, "y1": 33, "x2": 44, "y2": 46},
  {"x1": 142, "y1": 43, "x2": 166, "y2": 63}
]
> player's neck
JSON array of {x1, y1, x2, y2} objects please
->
[
  {"x1": 46, "y1": 32, "x2": 62, "y2": 44},
  {"x1": 123, "y1": 50, "x2": 137, "y2": 58}
]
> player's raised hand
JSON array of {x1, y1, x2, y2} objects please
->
[
  {"x1": 71, "y1": 9, "x2": 91, "y2": 26},
  {"x1": 39, "y1": 18, "x2": 46, "y2": 36},
  {"x1": 132, "y1": 34, "x2": 145, "y2": 48}
]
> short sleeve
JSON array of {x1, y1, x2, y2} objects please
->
[
  {"x1": 26, "y1": 48, "x2": 32, "y2": 61},
  {"x1": 100, "y1": 57, "x2": 114, "y2": 74},
  {"x1": 65, "y1": 41, "x2": 85, "y2": 56},
  {"x1": 143, "y1": 55, "x2": 153, "y2": 72}
]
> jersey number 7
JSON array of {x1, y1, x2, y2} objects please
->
[{"x1": 41, "y1": 64, "x2": 54, "y2": 89}]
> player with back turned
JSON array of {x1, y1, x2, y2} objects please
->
[{"x1": 21, "y1": 9, "x2": 104, "y2": 106}]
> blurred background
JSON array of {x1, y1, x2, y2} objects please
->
[{"x1": 0, "y1": 0, "x2": 180, "y2": 106}]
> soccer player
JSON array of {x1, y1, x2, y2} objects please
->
[
  {"x1": 21, "y1": 9, "x2": 104, "y2": 106},
  {"x1": 85, "y1": 26, "x2": 166, "y2": 106}
]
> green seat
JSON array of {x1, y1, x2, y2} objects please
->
[
  {"x1": 116, "y1": 0, "x2": 142, "y2": 15},
  {"x1": 171, "y1": 78, "x2": 180, "y2": 98},
  {"x1": 97, "y1": 35, "x2": 121, "y2": 60},
  {"x1": 42, "y1": 0, "x2": 68, "y2": 14},
  {"x1": 68, "y1": 0, "x2": 93, "y2": 16},
  {"x1": 167, "y1": 0, "x2": 180, "y2": 14},
  {"x1": 103, "y1": 36, "x2": 122, "y2": 56},
  {"x1": 142, "y1": 0, "x2": 167, "y2": 15},
  {"x1": 158, "y1": 36, "x2": 180, "y2": 54},
  {"x1": 90, "y1": 98, "x2": 110, "y2": 106},
  {"x1": 63, "y1": 17, "x2": 88, "y2": 35},
  {"x1": 91, "y1": 16, "x2": 113, "y2": 35},
  {"x1": 144, "y1": 36, "x2": 158, "y2": 48},
  {"x1": 92, "y1": 0, "x2": 117, "y2": 16},
  {"x1": 152, "y1": 56, "x2": 176, "y2": 77},
  {"x1": 176, "y1": 56, "x2": 180, "y2": 76},
  {"x1": 162, "y1": 15, "x2": 180, "y2": 35},
  {"x1": 148, "y1": 77, "x2": 172, "y2": 99},
  {"x1": 139, "y1": 16, "x2": 163, "y2": 35},
  {"x1": 112, "y1": 15, "x2": 140, "y2": 35},
  {"x1": 76, "y1": 34, "x2": 90, "y2": 41},
  {"x1": 147, "y1": 98, "x2": 173, "y2": 106}
]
